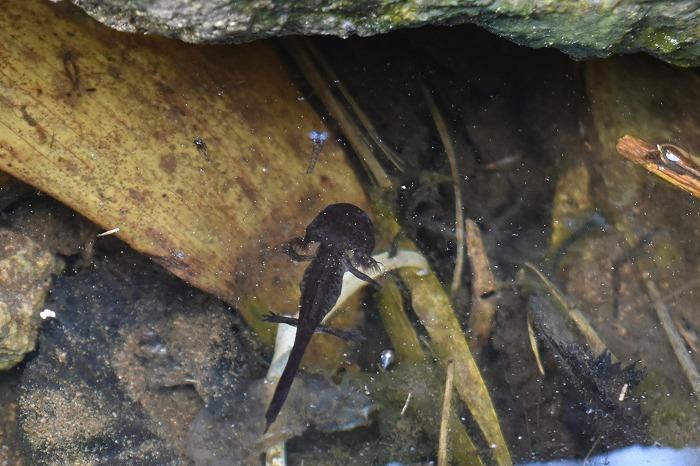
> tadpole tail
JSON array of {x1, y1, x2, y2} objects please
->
[{"x1": 264, "y1": 328, "x2": 314, "y2": 432}]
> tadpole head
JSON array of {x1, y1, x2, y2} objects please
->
[{"x1": 304, "y1": 203, "x2": 375, "y2": 255}]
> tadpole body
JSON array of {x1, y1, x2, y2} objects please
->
[{"x1": 264, "y1": 203, "x2": 379, "y2": 432}]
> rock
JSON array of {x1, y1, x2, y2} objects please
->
[
  {"x1": 7, "y1": 196, "x2": 97, "y2": 259},
  {"x1": 0, "y1": 229, "x2": 61, "y2": 370},
  {"x1": 62, "y1": 0, "x2": 700, "y2": 66},
  {"x1": 18, "y1": 249, "x2": 265, "y2": 463},
  {"x1": 188, "y1": 375, "x2": 374, "y2": 464},
  {"x1": 0, "y1": 172, "x2": 31, "y2": 212}
]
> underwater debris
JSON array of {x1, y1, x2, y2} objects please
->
[
  {"x1": 465, "y1": 218, "x2": 498, "y2": 351},
  {"x1": 192, "y1": 136, "x2": 211, "y2": 162},
  {"x1": 423, "y1": 85, "x2": 465, "y2": 294},
  {"x1": 189, "y1": 375, "x2": 374, "y2": 465},
  {"x1": 617, "y1": 135, "x2": 700, "y2": 199},
  {"x1": 437, "y1": 361, "x2": 455, "y2": 466},
  {"x1": 533, "y1": 318, "x2": 647, "y2": 452}
]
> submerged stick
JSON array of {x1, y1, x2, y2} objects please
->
[
  {"x1": 522, "y1": 262, "x2": 610, "y2": 358},
  {"x1": 438, "y1": 361, "x2": 455, "y2": 466},
  {"x1": 377, "y1": 278, "x2": 483, "y2": 466},
  {"x1": 466, "y1": 220, "x2": 497, "y2": 297},
  {"x1": 527, "y1": 311, "x2": 546, "y2": 376},
  {"x1": 377, "y1": 277, "x2": 427, "y2": 365},
  {"x1": 372, "y1": 195, "x2": 511, "y2": 466},
  {"x1": 616, "y1": 135, "x2": 700, "y2": 199},
  {"x1": 399, "y1": 267, "x2": 512, "y2": 466},
  {"x1": 423, "y1": 86, "x2": 465, "y2": 294},
  {"x1": 640, "y1": 273, "x2": 700, "y2": 401}
]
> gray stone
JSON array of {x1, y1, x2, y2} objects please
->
[
  {"x1": 61, "y1": 0, "x2": 700, "y2": 66},
  {"x1": 0, "y1": 229, "x2": 61, "y2": 370}
]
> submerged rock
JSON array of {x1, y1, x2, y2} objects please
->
[
  {"x1": 18, "y1": 250, "x2": 265, "y2": 464},
  {"x1": 63, "y1": 0, "x2": 700, "y2": 66},
  {"x1": 0, "y1": 229, "x2": 62, "y2": 370},
  {"x1": 188, "y1": 375, "x2": 374, "y2": 465}
]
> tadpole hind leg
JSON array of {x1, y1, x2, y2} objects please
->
[
  {"x1": 262, "y1": 312, "x2": 364, "y2": 341},
  {"x1": 263, "y1": 312, "x2": 300, "y2": 326}
]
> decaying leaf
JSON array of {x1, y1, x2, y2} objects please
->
[
  {"x1": 0, "y1": 0, "x2": 369, "y2": 343},
  {"x1": 465, "y1": 218, "x2": 497, "y2": 351}
]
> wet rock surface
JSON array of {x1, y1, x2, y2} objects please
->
[
  {"x1": 189, "y1": 375, "x2": 374, "y2": 465},
  {"x1": 6, "y1": 196, "x2": 97, "y2": 261},
  {"x1": 64, "y1": 0, "x2": 700, "y2": 66},
  {"x1": 0, "y1": 229, "x2": 62, "y2": 370},
  {"x1": 18, "y1": 249, "x2": 266, "y2": 464}
]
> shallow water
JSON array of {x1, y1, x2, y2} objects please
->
[{"x1": 0, "y1": 3, "x2": 698, "y2": 465}]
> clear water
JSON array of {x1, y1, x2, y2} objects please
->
[{"x1": 1, "y1": 2, "x2": 698, "y2": 465}]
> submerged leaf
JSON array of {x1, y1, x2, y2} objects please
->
[{"x1": 0, "y1": 0, "x2": 369, "y2": 342}]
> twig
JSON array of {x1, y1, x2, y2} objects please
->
[
  {"x1": 582, "y1": 435, "x2": 602, "y2": 465},
  {"x1": 423, "y1": 86, "x2": 465, "y2": 294},
  {"x1": 400, "y1": 392, "x2": 412, "y2": 417},
  {"x1": 97, "y1": 227, "x2": 120, "y2": 237},
  {"x1": 616, "y1": 135, "x2": 700, "y2": 199},
  {"x1": 640, "y1": 273, "x2": 700, "y2": 401},
  {"x1": 660, "y1": 277, "x2": 700, "y2": 304},
  {"x1": 618, "y1": 383, "x2": 629, "y2": 402},
  {"x1": 399, "y1": 267, "x2": 512, "y2": 466},
  {"x1": 377, "y1": 275, "x2": 484, "y2": 466},
  {"x1": 465, "y1": 219, "x2": 496, "y2": 297},
  {"x1": 675, "y1": 319, "x2": 698, "y2": 354},
  {"x1": 377, "y1": 277, "x2": 427, "y2": 364},
  {"x1": 373, "y1": 194, "x2": 510, "y2": 465},
  {"x1": 438, "y1": 361, "x2": 455, "y2": 466},
  {"x1": 527, "y1": 312, "x2": 545, "y2": 376},
  {"x1": 522, "y1": 262, "x2": 610, "y2": 358}
]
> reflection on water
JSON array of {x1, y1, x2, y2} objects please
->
[
  {"x1": 383, "y1": 446, "x2": 700, "y2": 466},
  {"x1": 522, "y1": 445, "x2": 700, "y2": 466}
]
